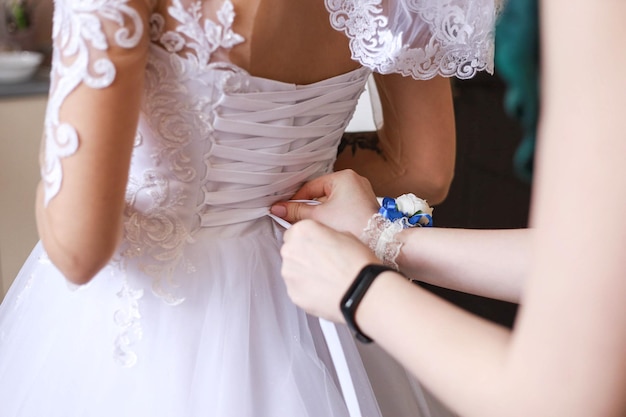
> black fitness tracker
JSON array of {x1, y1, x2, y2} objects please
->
[{"x1": 340, "y1": 264, "x2": 395, "y2": 343}]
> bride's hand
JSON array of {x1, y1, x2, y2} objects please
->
[
  {"x1": 280, "y1": 219, "x2": 380, "y2": 322},
  {"x1": 270, "y1": 169, "x2": 380, "y2": 237}
]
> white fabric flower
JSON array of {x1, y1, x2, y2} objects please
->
[
  {"x1": 160, "y1": 31, "x2": 185, "y2": 52},
  {"x1": 395, "y1": 193, "x2": 432, "y2": 216}
]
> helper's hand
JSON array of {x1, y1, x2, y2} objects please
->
[
  {"x1": 280, "y1": 219, "x2": 380, "y2": 322},
  {"x1": 270, "y1": 169, "x2": 379, "y2": 237}
]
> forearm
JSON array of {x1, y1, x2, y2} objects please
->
[
  {"x1": 356, "y1": 271, "x2": 513, "y2": 416},
  {"x1": 355, "y1": 268, "x2": 612, "y2": 417},
  {"x1": 36, "y1": 180, "x2": 126, "y2": 284},
  {"x1": 395, "y1": 227, "x2": 531, "y2": 303},
  {"x1": 334, "y1": 140, "x2": 452, "y2": 204},
  {"x1": 36, "y1": 106, "x2": 135, "y2": 285}
]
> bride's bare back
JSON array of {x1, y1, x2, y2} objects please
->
[
  {"x1": 231, "y1": 0, "x2": 359, "y2": 84},
  {"x1": 150, "y1": 0, "x2": 358, "y2": 85}
]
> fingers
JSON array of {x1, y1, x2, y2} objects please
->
[
  {"x1": 270, "y1": 201, "x2": 317, "y2": 223},
  {"x1": 271, "y1": 169, "x2": 376, "y2": 226},
  {"x1": 280, "y1": 219, "x2": 381, "y2": 322},
  {"x1": 270, "y1": 174, "x2": 336, "y2": 222},
  {"x1": 289, "y1": 176, "x2": 328, "y2": 201},
  {"x1": 280, "y1": 220, "x2": 348, "y2": 321},
  {"x1": 289, "y1": 169, "x2": 363, "y2": 200}
]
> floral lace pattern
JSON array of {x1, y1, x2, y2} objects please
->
[
  {"x1": 157, "y1": 0, "x2": 243, "y2": 63},
  {"x1": 113, "y1": 278, "x2": 144, "y2": 367},
  {"x1": 325, "y1": 0, "x2": 495, "y2": 79},
  {"x1": 116, "y1": 0, "x2": 244, "y2": 363},
  {"x1": 360, "y1": 213, "x2": 405, "y2": 270},
  {"x1": 122, "y1": 170, "x2": 196, "y2": 306},
  {"x1": 41, "y1": 0, "x2": 144, "y2": 205},
  {"x1": 117, "y1": 0, "x2": 244, "y2": 308}
]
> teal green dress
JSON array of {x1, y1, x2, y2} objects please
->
[{"x1": 495, "y1": 0, "x2": 540, "y2": 182}]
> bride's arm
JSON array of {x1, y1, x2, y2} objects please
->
[
  {"x1": 329, "y1": 0, "x2": 496, "y2": 204},
  {"x1": 334, "y1": 73, "x2": 455, "y2": 204},
  {"x1": 36, "y1": 0, "x2": 151, "y2": 285}
]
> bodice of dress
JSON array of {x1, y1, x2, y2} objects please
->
[{"x1": 128, "y1": 46, "x2": 370, "y2": 235}]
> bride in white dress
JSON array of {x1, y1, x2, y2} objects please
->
[{"x1": 0, "y1": 0, "x2": 496, "y2": 416}]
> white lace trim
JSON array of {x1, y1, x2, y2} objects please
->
[
  {"x1": 122, "y1": 170, "x2": 197, "y2": 306},
  {"x1": 162, "y1": 0, "x2": 244, "y2": 66},
  {"x1": 360, "y1": 213, "x2": 405, "y2": 270},
  {"x1": 113, "y1": 276, "x2": 144, "y2": 367},
  {"x1": 325, "y1": 0, "x2": 495, "y2": 80},
  {"x1": 41, "y1": 0, "x2": 144, "y2": 206}
]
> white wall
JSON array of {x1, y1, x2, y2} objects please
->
[
  {"x1": 0, "y1": 95, "x2": 45, "y2": 300},
  {"x1": 346, "y1": 80, "x2": 376, "y2": 132}
]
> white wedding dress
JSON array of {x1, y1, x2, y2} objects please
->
[{"x1": 0, "y1": 0, "x2": 496, "y2": 416}]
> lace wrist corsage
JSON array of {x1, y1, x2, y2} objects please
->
[{"x1": 360, "y1": 193, "x2": 433, "y2": 270}]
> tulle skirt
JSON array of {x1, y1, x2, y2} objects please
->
[
  {"x1": 0, "y1": 218, "x2": 380, "y2": 417},
  {"x1": 0, "y1": 216, "x2": 457, "y2": 417}
]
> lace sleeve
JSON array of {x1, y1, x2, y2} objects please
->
[
  {"x1": 324, "y1": 0, "x2": 497, "y2": 80},
  {"x1": 41, "y1": 0, "x2": 148, "y2": 206}
]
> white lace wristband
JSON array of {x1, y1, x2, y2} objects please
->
[{"x1": 360, "y1": 194, "x2": 433, "y2": 270}]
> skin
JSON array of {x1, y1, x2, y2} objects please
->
[
  {"x1": 36, "y1": 0, "x2": 456, "y2": 284},
  {"x1": 276, "y1": 1, "x2": 626, "y2": 416}
]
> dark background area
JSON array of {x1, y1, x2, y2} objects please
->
[{"x1": 424, "y1": 71, "x2": 531, "y2": 329}]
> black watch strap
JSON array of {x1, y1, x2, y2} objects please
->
[{"x1": 340, "y1": 264, "x2": 395, "y2": 343}]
